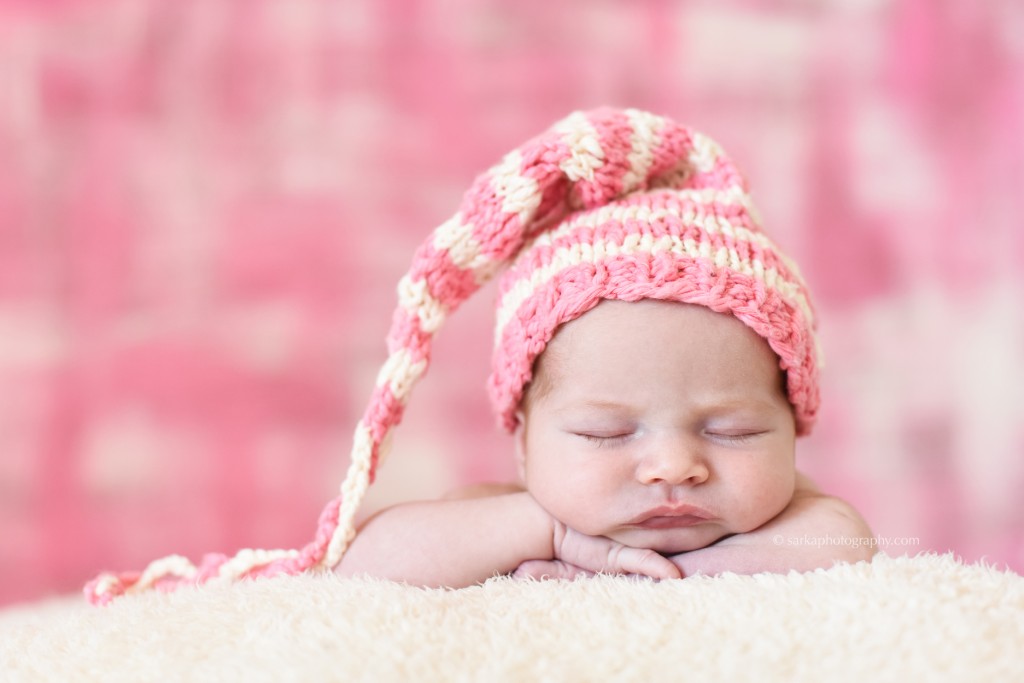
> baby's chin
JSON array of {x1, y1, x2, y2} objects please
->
[{"x1": 609, "y1": 525, "x2": 731, "y2": 555}]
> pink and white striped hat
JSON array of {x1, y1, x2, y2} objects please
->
[
  {"x1": 86, "y1": 107, "x2": 821, "y2": 605},
  {"x1": 486, "y1": 114, "x2": 821, "y2": 435}
]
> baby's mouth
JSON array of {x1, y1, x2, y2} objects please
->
[
  {"x1": 627, "y1": 503, "x2": 714, "y2": 529},
  {"x1": 631, "y1": 515, "x2": 709, "y2": 530}
]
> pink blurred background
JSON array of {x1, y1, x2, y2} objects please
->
[{"x1": 1, "y1": 0, "x2": 1022, "y2": 606}]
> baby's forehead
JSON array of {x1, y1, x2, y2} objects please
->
[
  {"x1": 538, "y1": 300, "x2": 675, "y2": 365},
  {"x1": 526, "y1": 297, "x2": 784, "y2": 400},
  {"x1": 541, "y1": 299, "x2": 751, "y2": 353}
]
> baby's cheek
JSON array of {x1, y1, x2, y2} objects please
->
[
  {"x1": 730, "y1": 469, "x2": 794, "y2": 530},
  {"x1": 521, "y1": 466, "x2": 569, "y2": 515},
  {"x1": 527, "y1": 479, "x2": 601, "y2": 533}
]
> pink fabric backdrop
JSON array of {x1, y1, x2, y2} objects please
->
[{"x1": 1, "y1": 0, "x2": 1022, "y2": 606}]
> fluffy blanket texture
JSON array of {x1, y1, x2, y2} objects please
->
[{"x1": 1, "y1": 553, "x2": 1021, "y2": 682}]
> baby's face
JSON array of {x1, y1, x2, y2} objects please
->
[{"x1": 516, "y1": 299, "x2": 797, "y2": 554}]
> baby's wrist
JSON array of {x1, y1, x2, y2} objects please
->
[{"x1": 513, "y1": 491, "x2": 559, "y2": 561}]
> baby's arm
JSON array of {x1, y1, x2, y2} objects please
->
[
  {"x1": 337, "y1": 486, "x2": 680, "y2": 587},
  {"x1": 668, "y1": 473, "x2": 875, "y2": 577},
  {"x1": 337, "y1": 491, "x2": 553, "y2": 588}
]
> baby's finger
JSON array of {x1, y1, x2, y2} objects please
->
[
  {"x1": 513, "y1": 560, "x2": 594, "y2": 581},
  {"x1": 620, "y1": 573, "x2": 663, "y2": 581},
  {"x1": 512, "y1": 560, "x2": 551, "y2": 579},
  {"x1": 609, "y1": 546, "x2": 682, "y2": 580}
]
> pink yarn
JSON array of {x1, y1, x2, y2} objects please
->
[
  {"x1": 83, "y1": 496, "x2": 343, "y2": 605},
  {"x1": 85, "y1": 107, "x2": 821, "y2": 605}
]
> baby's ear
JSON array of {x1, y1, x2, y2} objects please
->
[{"x1": 513, "y1": 410, "x2": 528, "y2": 482}]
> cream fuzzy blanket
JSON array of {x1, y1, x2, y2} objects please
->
[{"x1": 1, "y1": 553, "x2": 1021, "y2": 682}]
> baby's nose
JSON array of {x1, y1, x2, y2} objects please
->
[{"x1": 635, "y1": 432, "x2": 710, "y2": 486}]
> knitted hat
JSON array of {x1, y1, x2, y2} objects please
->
[{"x1": 85, "y1": 107, "x2": 821, "y2": 605}]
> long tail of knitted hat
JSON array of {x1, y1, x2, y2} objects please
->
[{"x1": 85, "y1": 107, "x2": 820, "y2": 605}]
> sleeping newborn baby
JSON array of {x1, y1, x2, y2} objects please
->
[
  {"x1": 338, "y1": 299, "x2": 874, "y2": 585},
  {"x1": 336, "y1": 109, "x2": 875, "y2": 586}
]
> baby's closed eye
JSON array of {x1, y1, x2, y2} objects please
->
[
  {"x1": 701, "y1": 429, "x2": 770, "y2": 445},
  {"x1": 575, "y1": 432, "x2": 634, "y2": 447}
]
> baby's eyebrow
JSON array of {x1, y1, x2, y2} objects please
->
[
  {"x1": 697, "y1": 399, "x2": 786, "y2": 418},
  {"x1": 553, "y1": 396, "x2": 781, "y2": 416},
  {"x1": 551, "y1": 399, "x2": 636, "y2": 415}
]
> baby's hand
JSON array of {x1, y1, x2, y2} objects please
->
[
  {"x1": 515, "y1": 520, "x2": 681, "y2": 581},
  {"x1": 512, "y1": 560, "x2": 594, "y2": 580}
]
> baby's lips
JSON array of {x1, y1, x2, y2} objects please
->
[{"x1": 627, "y1": 503, "x2": 714, "y2": 526}]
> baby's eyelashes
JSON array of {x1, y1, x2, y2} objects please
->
[
  {"x1": 566, "y1": 422, "x2": 773, "y2": 451},
  {"x1": 701, "y1": 429, "x2": 770, "y2": 445},
  {"x1": 571, "y1": 428, "x2": 772, "y2": 449},
  {"x1": 573, "y1": 431, "x2": 635, "y2": 447}
]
